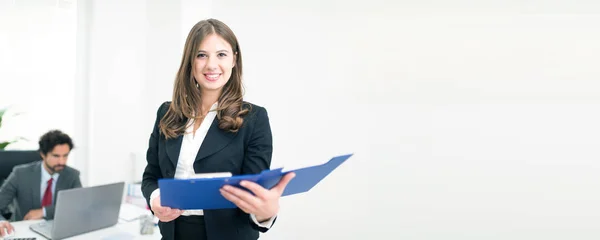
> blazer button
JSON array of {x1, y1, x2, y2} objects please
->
[{"x1": 165, "y1": 170, "x2": 172, "y2": 177}]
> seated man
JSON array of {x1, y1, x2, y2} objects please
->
[{"x1": 0, "y1": 130, "x2": 82, "y2": 237}]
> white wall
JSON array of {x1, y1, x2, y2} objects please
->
[
  {"x1": 0, "y1": 1, "x2": 80, "y2": 164},
  {"x1": 80, "y1": 0, "x2": 146, "y2": 186},
  {"x1": 23, "y1": 0, "x2": 600, "y2": 239},
  {"x1": 210, "y1": 1, "x2": 600, "y2": 239},
  {"x1": 78, "y1": 0, "x2": 210, "y2": 186}
]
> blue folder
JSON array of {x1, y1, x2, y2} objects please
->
[{"x1": 158, "y1": 153, "x2": 353, "y2": 210}]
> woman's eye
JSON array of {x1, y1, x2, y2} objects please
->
[
  {"x1": 218, "y1": 53, "x2": 227, "y2": 57},
  {"x1": 197, "y1": 53, "x2": 207, "y2": 58}
]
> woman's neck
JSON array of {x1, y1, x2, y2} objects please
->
[{"x1": 200, "y1": 90, "x2": 220, "y2": 115}]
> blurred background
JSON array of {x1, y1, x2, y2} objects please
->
[{"x1": 1, "y1": 0, "x2": 599, "y2": 239}]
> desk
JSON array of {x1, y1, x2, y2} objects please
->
[{"x1": 2, "y1": 218, "x2": 161, "y2": 240}]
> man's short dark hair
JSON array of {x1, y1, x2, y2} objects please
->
[{"x1": 38, "y1": 130, "x2": 74, "y2": 155}]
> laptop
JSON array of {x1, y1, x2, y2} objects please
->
[{"x1": 29, "y1": 182, "x2": 125, "y2": 240}]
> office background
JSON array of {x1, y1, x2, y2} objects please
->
[{"x1": 1, "y1": 0, "x2": 599, "y2": 239}]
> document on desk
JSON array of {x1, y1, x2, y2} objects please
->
[{"x1": 158, "y1": 153, "x2": 353, "y2": 210}]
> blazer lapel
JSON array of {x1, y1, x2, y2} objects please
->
[
  {"x1": 166, "y1": 134, "x2": 184, "y2": 167},
  {"x1": 53, "y1": 171, "x2": 69, "y2": 204},
  {"x1": 195, "y1": 117, "x2": 237, "y2": 162},
  {"x1": 31, "y1": 162, "x2": 41, "y2": 206}
]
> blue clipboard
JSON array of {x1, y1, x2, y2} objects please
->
[{"x1": 158, "y1": 153, "x2": 353, "y2": 210}]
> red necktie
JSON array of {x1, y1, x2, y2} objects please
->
[{"x1": 41, "y1": 178, "x2": 53, "y2": 207}]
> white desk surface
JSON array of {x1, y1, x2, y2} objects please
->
[
  {"x1": 2, "y1": 219, "x2": 161, "y2": 240},
  {"x1": 1, "y1": 204, "x2": 162, "y2": 240}
]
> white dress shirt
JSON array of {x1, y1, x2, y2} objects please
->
[
  {"x1": 40, "y1": 163, "x2": 59, "y2": 217},
  {"x1": 150, "y1": 102, "x2": 276, "y2": 228}
]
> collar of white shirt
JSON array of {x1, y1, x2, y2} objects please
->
[{"x1": 41, "y1": 162, "x2": 60, "y2": 187}]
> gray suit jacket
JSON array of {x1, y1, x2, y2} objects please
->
[{"x1": 0, "y1": 161, "x2": 82, "y2": 221}]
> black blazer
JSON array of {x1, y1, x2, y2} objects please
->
[{"x1": 141, "y1": 101, "x2": 275, "y2": 240}]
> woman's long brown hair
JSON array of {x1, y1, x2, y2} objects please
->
[{"x1": 159, "y1": 19, "x2": 249, "y2": 139}]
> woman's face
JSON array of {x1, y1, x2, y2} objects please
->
[{"x1": 193, "y1": 33, "x2": 236, "y2": 95}]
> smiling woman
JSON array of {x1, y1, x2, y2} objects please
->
[
  {"x1": 159, "y1": 19, "x2": 247, "y2": 139},
  {"x1": 141, "y1": 19, "x2": 295, "y2": 240},
  {"x1": 194, "y1": 34, "x2": 236, "y2": 92}
]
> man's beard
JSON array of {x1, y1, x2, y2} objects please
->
[{"x1": 45, "y1": 161, "x2": 65, "y2": 174}]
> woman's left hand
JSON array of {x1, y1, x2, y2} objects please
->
[{"x1": 220, "y1": 172, "x2": 296, "y2": 222}]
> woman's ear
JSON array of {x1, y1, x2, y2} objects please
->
[{"x1": 233, "y1": 52, "x2": 237, "y2": 67}]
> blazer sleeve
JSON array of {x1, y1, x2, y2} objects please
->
[
  {"x1": 241, "y1": 106, "x2": 276, "y2": 232},
  {"x1": 142, "y1": 102, "x2": 168, "y2": 211},
  {"x1": 0, "y1": 167, "x2": 19, "y2": 221},
  {"x1": 72, "y1": 171, "x2": 83, "y2": 189},
  {"x1": 241, "y1": 106, "x2": 273, "y2": 175}
]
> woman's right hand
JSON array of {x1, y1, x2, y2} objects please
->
[{"x1": 151, "y1": 195, "x2": 183, "y2": 222}]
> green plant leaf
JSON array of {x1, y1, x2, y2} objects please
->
[
  {"x1": 0, "y1": 141, "x2": 10, "y2": 150},
  {"x1": 0, "y1": 137, "x2": 26, "y2": 150},
  {"x1": 0, "y1": 108, "x2": 5, "y2": 128}
]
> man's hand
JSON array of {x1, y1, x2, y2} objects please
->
[
  {"x1": 0, "y1": 220, "x2": 14, "y2": 237},
  {"x1": 23, "y1": 208, "x2": 44, "y2": 220},
  {"x1": 151, "y1": 195, "x2": 182, "y2": 222}
]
